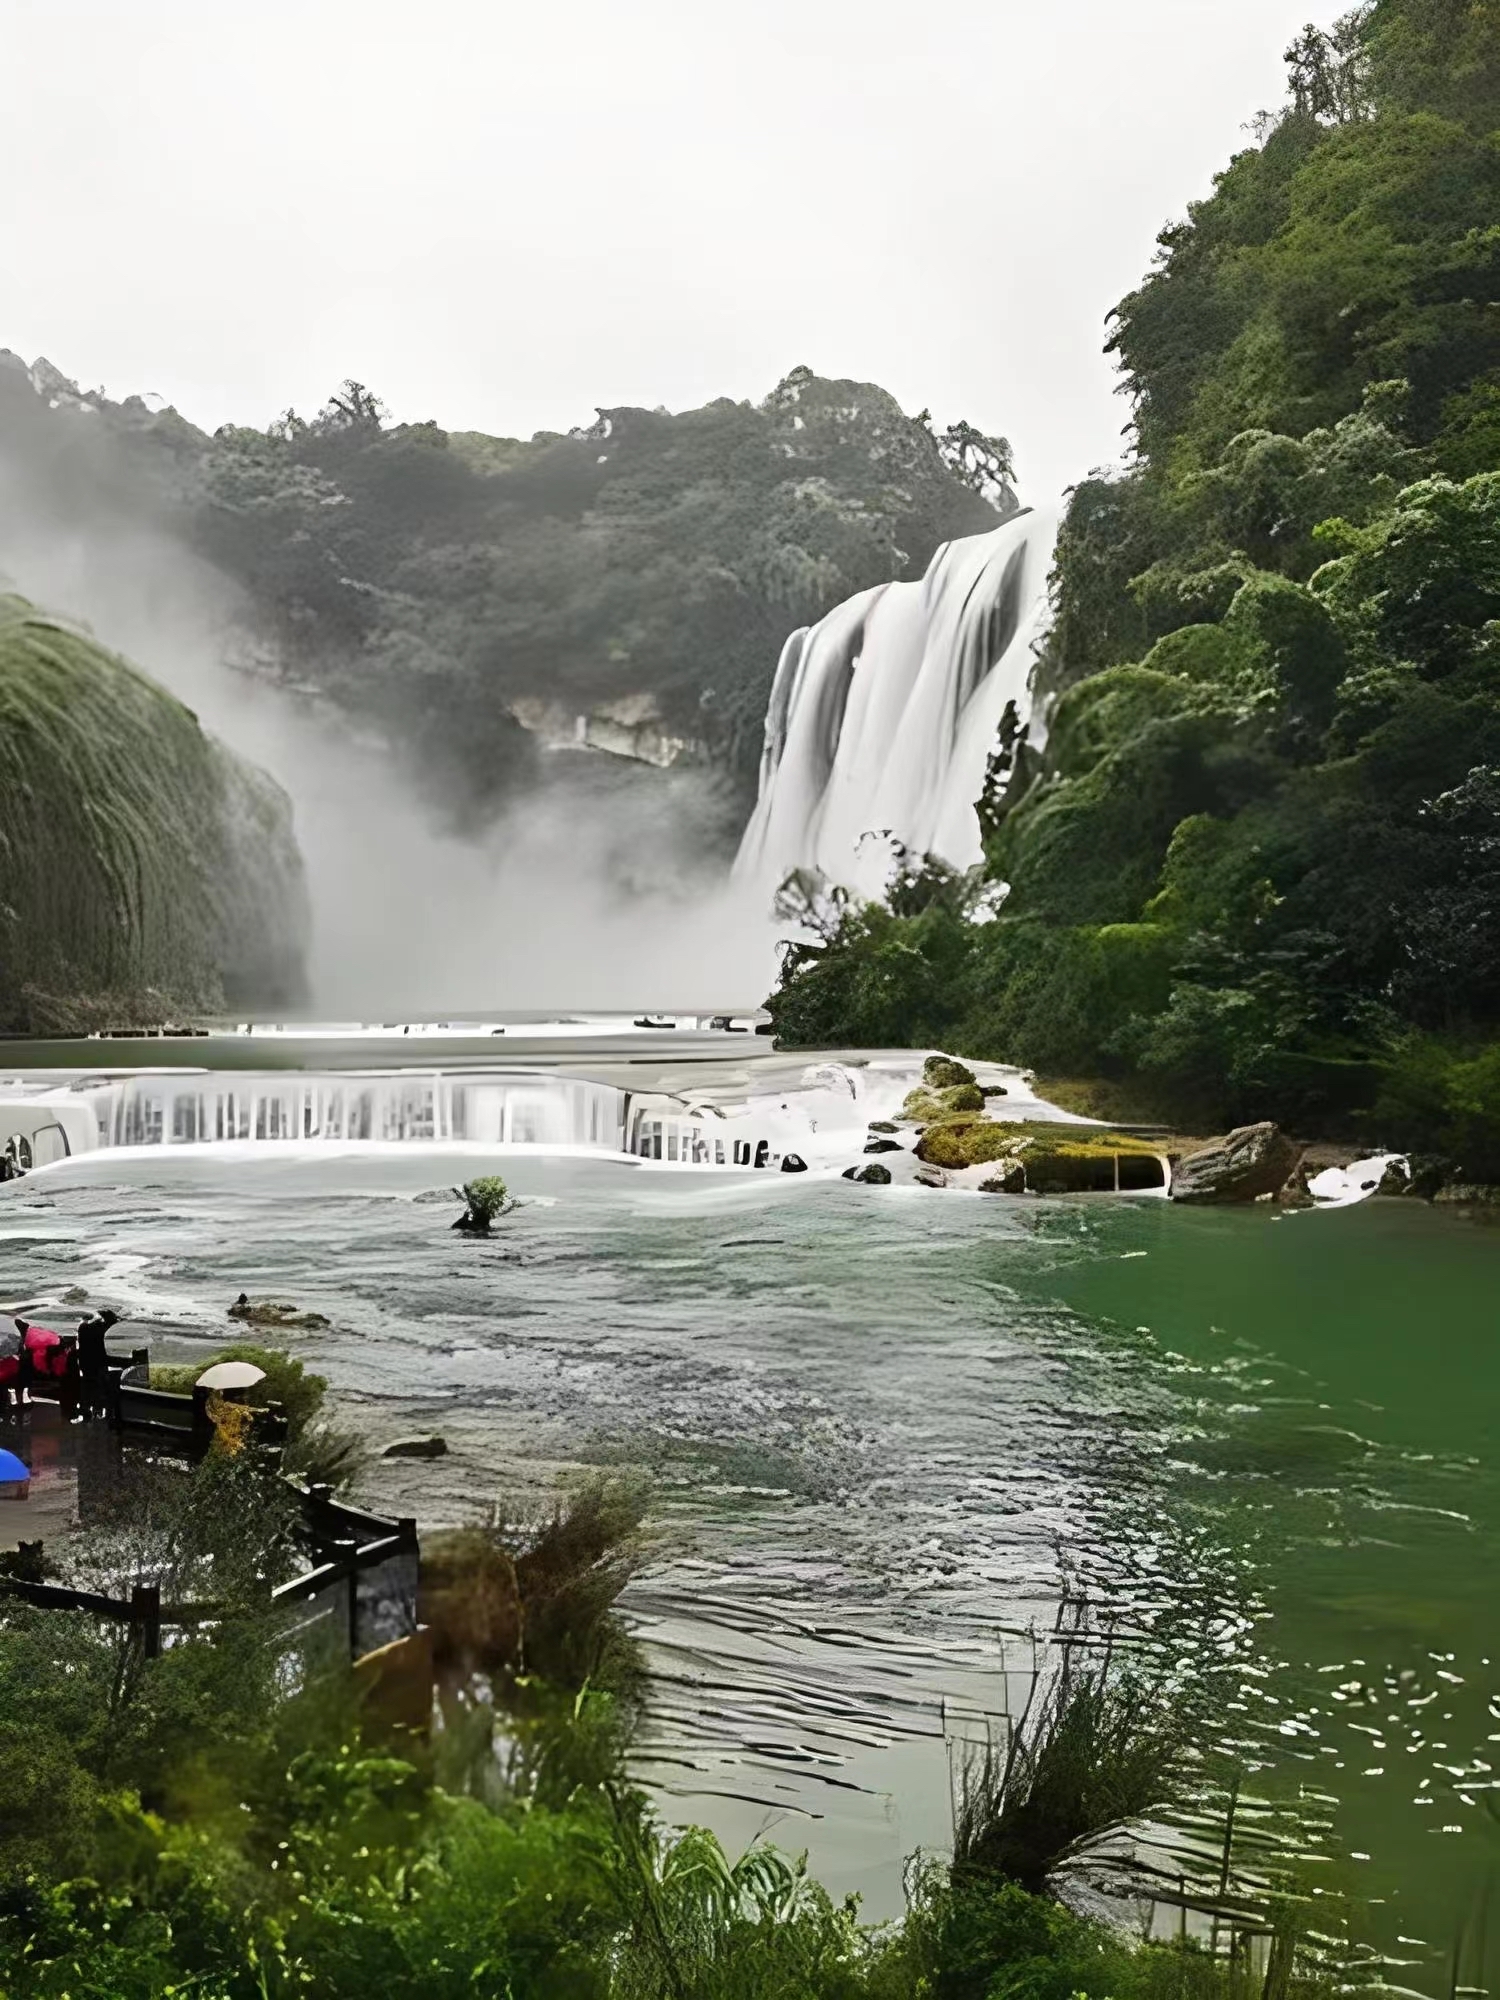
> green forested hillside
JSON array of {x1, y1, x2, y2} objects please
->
[
  {"x1": 0, "y1": 597, "x2": 307, "y2": 1030},
  {"x1": 771, "y1": 0, "x2": 1500, "y2": 1171},
  {"x1": 0, "y1": 354, "x2": 1008, "y2": 819}
]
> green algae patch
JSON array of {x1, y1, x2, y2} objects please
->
[
  {"x1": 0, "y1": 595, "x2": 307, "y2": 1030},
  {"x1": 915, "y1": 1117, "x2": 1167, "y2": 1190}
]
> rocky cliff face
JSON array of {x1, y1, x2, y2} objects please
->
[{"x1": 0, "y1": 595, "x2": 307, "y2": 1031}]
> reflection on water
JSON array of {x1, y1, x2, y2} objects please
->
[{"x1": 0, "y1": 1153, "x2": 1495, "y2": 1970}]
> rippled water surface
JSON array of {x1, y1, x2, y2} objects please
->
[{"x1": 2, "y1": 1152, "x2": 1496, "y2": 1968}]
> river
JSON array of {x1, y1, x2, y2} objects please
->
[{"x1": 1, "y1": 1118, "x2": 1495, "y2": 1982}]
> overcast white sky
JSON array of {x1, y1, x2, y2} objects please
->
[{"x1": 4, "y1": 0, "x2": 1344, "y2": 503}]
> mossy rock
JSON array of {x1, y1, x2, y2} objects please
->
[
  {"x1": 0, "y1": 595, "x2": 307, "y2": 1030},
  {"x1": 923, "y1": 1054, "x2": 977, "y2": 1090},
  {"x1": 902, "y1": 1081, "x2": 986, "y2": 1122},
  {"x1": 914, "y1": 1120, "x2": 1024, "y2": 1170},
  {"x1": 867, "y1": 1119, "x2": 898, "y2": 1135},
  {"x1": 228, "y1": 1299, "x2": 330, "y2": 1330},
  {"x1": 915, "y1": 1118, "x2": 1166, "y2": 1190}
]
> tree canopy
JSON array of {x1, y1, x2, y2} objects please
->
[
  {"x1": 0, "y1": 353, "x2": 1008, "y2": 828},
  {"x1": 770, "y1": 0, "x2": 1500, "y2": 1172}
]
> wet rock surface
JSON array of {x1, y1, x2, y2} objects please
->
[
  {"x1": 382, "y1": 1435, "x2": 449, "y2": 1459},
  {"x1": 1169, "y1": 1123, "x2": 1302, "y2": 1205}
]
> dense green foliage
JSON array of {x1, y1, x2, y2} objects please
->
[
  {"x1": 0, "y1": 595, "x2": 307, "y2": 1031},
  {"x1": 0, "y1": 352, "x2": 1007, "y2": 825},
  {"x1": 772, "y1": 0, "x2": 1500, "y2": 1170},
  {"x1": 0, "y1": 1453, "x2": 1336, "y2": 1999}
]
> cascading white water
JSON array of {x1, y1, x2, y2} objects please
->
[{"x1": 734, "y1": 505, "x2": 1058, "y2": 900}]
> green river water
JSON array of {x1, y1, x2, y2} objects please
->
[
  {"x1": 1046, "y1": 1198, "x2": 1500, "y2": 1982},
  {"x1": 2, "y1": 1138, "x2": 1496, "y2": 1983}
]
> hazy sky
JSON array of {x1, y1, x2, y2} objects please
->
[{"x1": 4, "y1": 0, "x2": 1344, "y2": 503}]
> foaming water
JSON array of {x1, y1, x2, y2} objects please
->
[{"x1": 1, "y1": 1156, "x2": 1495, "y2": 1962}]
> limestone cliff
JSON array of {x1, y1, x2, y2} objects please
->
[{"x1": 0, "y1": 595, "x2": 307, "y2": 1031}]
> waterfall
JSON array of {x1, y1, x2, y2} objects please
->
[{"x1": 734, "y1": 505, "x2": 1058, "y2": 900}]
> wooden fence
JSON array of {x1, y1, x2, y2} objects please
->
[{"x1": 0, "y1": 1450, "x2": 422, "y2": 1678}]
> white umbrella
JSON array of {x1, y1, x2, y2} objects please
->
[{"x1": 196, "y1": 1360, "x2": 267, "y2": 1392}]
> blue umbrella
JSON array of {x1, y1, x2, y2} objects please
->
[{"x1": 0, "y1": 1449, "x2": 29, "y2": 1483}]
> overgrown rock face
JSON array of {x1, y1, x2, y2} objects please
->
[
  {"x1": 0, "y1": 596, "x2": 307, "y2": 1031},
  {"x1": 1169, "y1": 1123, "x2": 1303, "y2": 1204}
]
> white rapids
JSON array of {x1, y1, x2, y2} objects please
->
[{"x1": 734, "y1": 504, "x2": 1058, "y2": 901}]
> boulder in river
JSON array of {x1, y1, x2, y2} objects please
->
[
  {"x1": 902, "y1": 1081, "x2": 985, "y2": 1122},
  {"x1": 851, "y1": 1162, "x2": 892, "y2": 1185},
  {"x1": 1401, "y1": 1154, "x2": 1453, "y2": 1199},
  {"x1": 228, "y1": 1296, "x2": 330, "y2": 1330},
  {"x1": 923, "y1": 1054, "x2": 977, "y2": 1090},
  {"x1": 867, "y1": 1120, "x2": 898, "y2": 1135},
  {"x1": 864, "y1": 1138, "x2": 904, "y2": 1155},
  {"x1": 1169, "y1": 1123, "x2": 1302, "y2": 1204},
  {"x1": 382, "y1": 1435, "x2": 448, "y2": 1460}
]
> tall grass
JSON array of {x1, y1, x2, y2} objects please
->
[
  {"x1": 422, "y1": 1475, "x2": 650, "y2": 1692},
  {"x1": 954, "y1": 1646, "x2": 1185, "y2": 1895}
]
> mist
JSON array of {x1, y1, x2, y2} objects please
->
[{"x1": 0, "y1": 490, "x2": 782, "y2": 1016}]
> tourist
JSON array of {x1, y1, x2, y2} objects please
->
[
  {"x1": 59, "y1": 1339, "x2": 82, "y2": 1424},
  {"x1": 0, "y1": 1342, "x2": 19, "y2": 1417},
  {"x1": 11, "y1": 1320, "x2": 32, "y2": 1410},
  {"x1": 76, "y1": 1307, "x2": 119, "y2": 1421}
]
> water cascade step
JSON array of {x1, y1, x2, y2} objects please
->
[{"x1": 734, "y1": 506, "x2": 1058, "y2": 900}]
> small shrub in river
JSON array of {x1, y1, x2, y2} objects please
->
[{"x1": 454, "y1": 1174, "x2": 511, "y2": 1233}]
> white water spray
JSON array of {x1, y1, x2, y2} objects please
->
[{"x1": 734, "y1": 506, "x2": 1058, "y2": 900}]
